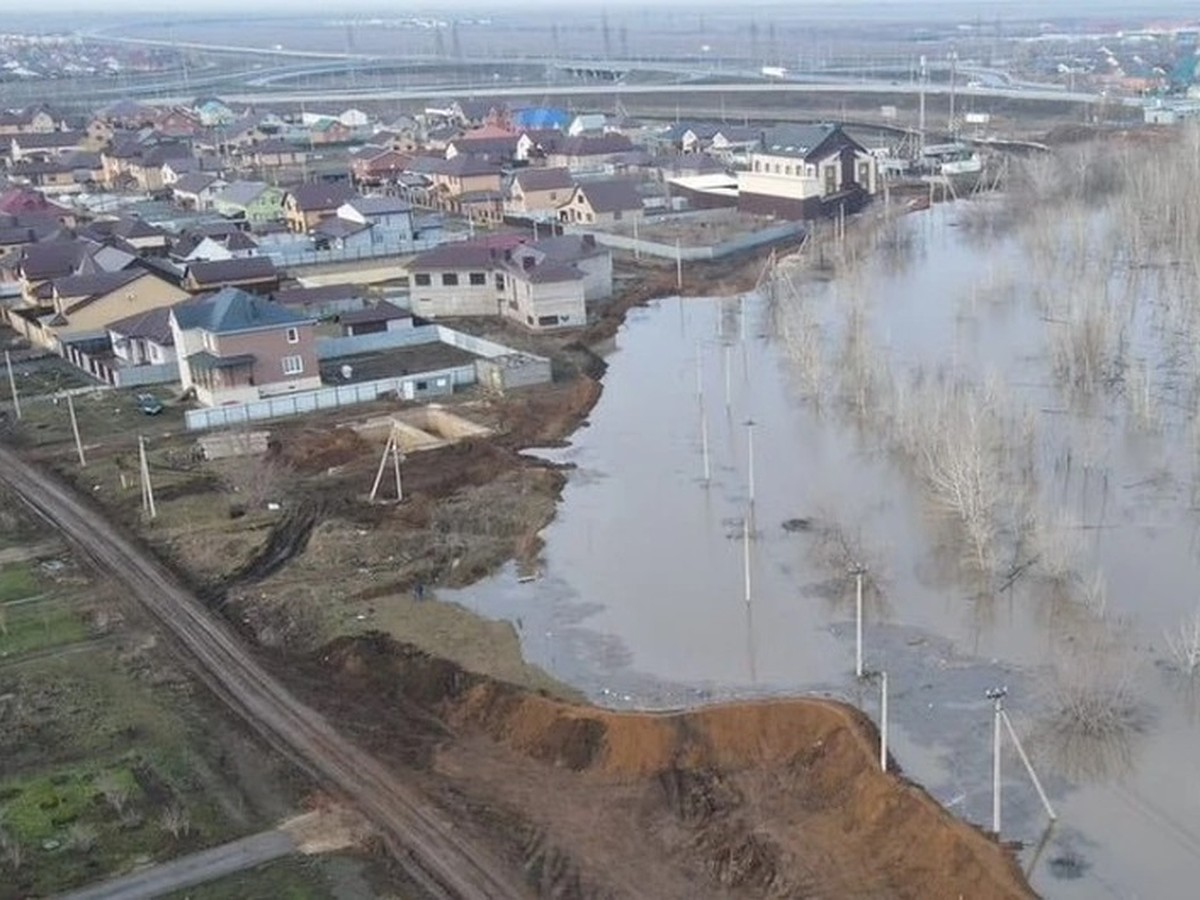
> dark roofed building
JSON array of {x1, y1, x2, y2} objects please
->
[
  {"x1": 338, "y1": 300, "x2": 412, "y2": 336},
  {"x1": 273, "y1": 282, "x2": 367, "y2": 317},
  {"x1": 184, "y1": 256, "x2": 279, "y2": 294},
  {"x1": 283, "y1": 182, "x2": 358, "y2": 233},
  {"x1": 559, "y1": 179, "x2": 644, "y2": 225}
]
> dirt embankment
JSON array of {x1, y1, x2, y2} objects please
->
[{"x1": 292, "y1": 634, "x2": 1034, "y2": 900}]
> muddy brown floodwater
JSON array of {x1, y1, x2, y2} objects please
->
[{"x1": 448, "y1": 202, "x2": 1200, "y2": 899}]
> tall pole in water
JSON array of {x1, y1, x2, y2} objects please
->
[
  {"x1": 742, "y1": 514, "x2": 752, "y2": 606},
  {"x1": 746, "y1": 419, "x2": 756, "y2": 508},
  {"x1": 918, "y1": 54, "x2": 927, "y2": 158},
  {"x1": 988, "y1": 687, "x2": 1006, "y2": 834},
  {"x1": 948, "y1": 50, "x2": 958, "y2": 134},
  {"x1": 724, "y1": 344, "x2": 732, "y2": 413},
  {"x1": 675, "y1": 238, "x2": 683, "y2": 291},
  {"x1": 852, "y1": 565, "x2": 867, "y2": 678}
]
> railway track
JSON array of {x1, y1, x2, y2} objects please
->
[{"x1": 0, "y1": 445, "x2": 529, "y2": 900}]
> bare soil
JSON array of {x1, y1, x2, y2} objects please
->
[{"x1": 281, "y1": 633, "x2": 1034, "y2": 900}]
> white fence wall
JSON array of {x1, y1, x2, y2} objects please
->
[
  {"x1": 569, "y1": 220, "x2": 805, "y2": 261},
  {"x1": 316, "y1": 326, "x2": 440, "y2": 359},
  {"x1": 114, "y1": 362, "x2": 177, "y2": 388},
  {"x1": 184, "y1": 364, "x2": 475, "y2": 431}
]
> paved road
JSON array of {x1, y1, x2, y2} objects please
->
[
  {"x1": 0, "y1": 445, "x2": 529, "y2": 900},
  {"x1": 61, "y1": 831, "x2": 296, "y2": 900}
]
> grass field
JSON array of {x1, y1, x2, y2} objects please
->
[{"x1": 161, "y1": 856, "x2": 340, "y2": 900}]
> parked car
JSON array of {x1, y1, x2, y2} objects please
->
[{"x1": 136, "y1": 393, "x2": 163, "y2": 415}]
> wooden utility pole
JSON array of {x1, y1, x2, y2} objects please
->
[
  {"x1": 5, "y1": 350, "x2": 20, "y2": 420},
  {"x1": 370, "y1": 421, "x2": 405, "y2": 502},
  {"x1": 138, "y1": 435, "x2": 156, "y2": 519},
  {"x1": 67, "y1": 394, "x2": 85, "y2": 466}
]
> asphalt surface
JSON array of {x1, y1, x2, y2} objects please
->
[
  {"x1": 61, "y1": 831, "x2": 296, "y2": 900},
  {"x1": 0, "y1": 444, "x2": 529, "y2": 900}
]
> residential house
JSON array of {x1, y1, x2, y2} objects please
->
[
  {"x1": 419, "y1": 156, "x2": 503, "y2": 199},
  {"x1": 663, "y1": 122, "x2": 721, "y2": 154},
  {"x1": 407, "y1": 234, "x2": 611, "y2": 330},
  {"x1": 184, "y1": 257, "x2": 279, "y2": 295},
  {"x1": 85, "y1": 217, "x2": 171, "y2": 255},
  {"x1": 339, "y1": 108, "x2": 371, "y2": 129},
  {"x1": 545, "y1": 134, "x2": 636, "y2": 173},
  {"x1": 709, "y1": 126, "x2": 761, "y2": 164},
  {"x1": 153, "y1": 107, "x2": 203, "y2": 139},
  {"x1": 568, "y1": 114, "x2": 608, "y2": 136},
  {"x1": 0, "y1": 187, "x2": 73, "y2": 226},
  {"x1": 172, "y1": 229, "x2": 259, "y2": 264},
  {"x1": 511, "y1": 107, "x2": 570, "y2": 132},
  {"x1": 8, "y1": 160, "x2": 81, "y2": 194},
  {"x1": 282, "y1": 183, "x2": 358, "y2": 234},
  {"x1": 505, "y1": 167, "x2": 574, "y2": 218},
  {"x1": 128, "y1": 143, "x2": 194, "y2": 192},
  {"x1": 407, "y1": 237, "x2": 527, "y2": 318},
  {"x1": 19, "y1": 268, "x2": 188, "y2": 350},
  {"x1": 558, "y1": 179, "x2": 644, "y2": 226},
  {"x1": 170, "y1": 287, "x2": 321, "y2": 406},
  {"x1": 452, "y1": 191, "x2": 505, "y2": 227},
  {"x1": 213, "y1": 181, "x2": 285, "y2": 225},
  {"x1": 309, "y1": 118, "x2": 353, "y2": 145},
  {"x1": 107, "y1": 305, "x2": 178, "y2": 368},
  {"x1": 0, "y1": 216, "x2": 64, "y2": 269},
  {"x1": 195, "y1": 98, "x2": 237, "y2": 127},
  {"x1": 333, "y1": 196, "x2": 415, "y2": 244},
  {"x1": 0, "y1": 106, "x2": 59, "y2": 136},
  {"x1": 515, "y1": 129, "x2": 564, "y2": 162},
  {"x1": 172, "y1": 173, "x2": 227, "y2": 211},
  {"x1": 161, "y1": 156, "x2": 222, "y2": 186},
  {"x1": 10, "y1": 131, "x2": 87, "y2": 164},
  {"x1": 96, "y1": 99, "x2": 157, "y2": 130},
  {"x1": 737, "y1": 124, "x2": 879, "y2": 220},
  {"x1": 350, "y1": 146, "x2": 410, "y2": 187},
  {"x1": 247, "y1": 139, "x2": 307, "y2": 169}
]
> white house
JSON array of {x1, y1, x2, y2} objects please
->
[{"x1": 568, "y1": 113, "x2": 607, "y2": 136}]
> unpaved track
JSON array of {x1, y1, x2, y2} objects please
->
[{"x1": 0, "y1": 446, "x2": 529, "y2": 900}]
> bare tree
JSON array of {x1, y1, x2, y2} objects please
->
[
  {"x1": 159, "y1": 802, "x2": 191, "y2": 840},
  {"x1": 1165, "y1": 608, "x2": 1200, "y2": 676},
  {"x1": 94, "y1": 771, "x2": 131, "y2": 814}
]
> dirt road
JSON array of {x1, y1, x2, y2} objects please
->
[
  {"x1": 0, "y1": 444, "x2": 529, "y2": 900},
  {"x1": 61, "y1": 830, "x2": 297, "y2": 900}
]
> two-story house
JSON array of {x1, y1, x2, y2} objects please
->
[
  {"x1": 170, "y1": 288, "x2": 321, "y2": 406},
  {"x1": 736, "y1": 124, "x2": 879, "y2": 220},
  {"x1": 558, "y1": 179, "x2": 644, "y2": 226},
  {"x1": 213, "y1": 181, "x2": 285, "y2": 225},
  {"x1": 505, "y1": 168, "x2": 574, "y2": 218},
  {"x1": 283, "y1": 183, "x2": 358, "y2": 234},
  {"x1": 407, "y1": 237, "x2": 527, "y2": 318}
]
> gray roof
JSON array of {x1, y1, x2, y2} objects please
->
[
  {"x1": 410, "y1": 237, "x2": 522, "y2": 270},
  {"x1": 531, "y1": 234, "x2": 606, "y2": 262},
  {"x1": 273, "y1": 283, "x2": 365, "y2": 307},
  {"x1": 215, "y1": 180, "x2": 272, "y2": 207},
  {"x1": 340, "y1": 300, "x2": 409, "y2": 326},
  {"x1": 346, "y1": 196, "x2": 410, "y2": 216},
  {"x1": 107, "y1": 305, "x2": 174, "y2": 345},
  {"x1": 173, "y1": 172, "x2": 221, "y2": 195},
  {"x1": 186, "y1": 257, "x2": 278, "y2": 287},
  {"x1": 173, "y1": 287, "x2": 311, "y2": 335},
  {"x1": 513, "y1": 167, "x2": 573, "y2": 192},
  {"x1": 555, "y1": 134, "x2": 634, "y2": 157},
  {"x1": 313, "y1": 218, "x2": 369, "y2": 240},
  {"x1": 53, "y1": 269, "x2": 143, "y2": 302},
  {"x1": 12, "y1": 131, "x2": 84, "y2": 150},
  {"x1": 760, "y1": 124, "x2": 839, "y2": 159},
  {"x1": 575, "y1": 179, "x2": 643, "y2": 213}
]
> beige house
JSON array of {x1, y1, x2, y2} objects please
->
[
  {"x1": 283, "y1": 183, "x2": 357, "y2": 234},
  {"x1": 171, "y1": 288, "x2": 321, "y2": 407},
  {"x1": 505, "y1": 167, "x2": 574, "y2": 217},
  {"x1": 558, "y1": 179, "x2": 644, "y2": 227},
  {"x1": 13, "y1": 269, "x2": 188, "y2": 351}
]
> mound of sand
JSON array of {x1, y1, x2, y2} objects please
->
[{"x1": 300, "y1": 635, "x2": 1033, "y2": 899}]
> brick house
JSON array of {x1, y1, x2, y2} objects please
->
[{"x1": 170, "y1": 288, "x2": 321, "y2": 406}]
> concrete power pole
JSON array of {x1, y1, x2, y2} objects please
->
[{"x1": 918, "y1": 54, "x2": 927, "y2": 157}]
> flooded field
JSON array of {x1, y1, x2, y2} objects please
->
[{"x1": 450, "y1": 193, "x2": 1200, "y2": 898}]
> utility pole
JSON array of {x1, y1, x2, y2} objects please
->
[
  {"x1": 948, "y1": 50, "x2": 958, "y2": 134},
  {"x1": 918, "y1": 54, "x2": 927, "y2": 158},
  {"x1": 745, "y1": 419, "x2": 756, "y2": 508},
  {"x1": 724, "y1": 343, "x2": 732, "y2": 413},
  {"x1": 5, "y1": 350, "x2": 20, "y2": 420},
  {"x1": 67, "y1": 394, "x2": 85, "y2": 467},
  {"x1": 675, "y1": 238, "x2": 683, "y2": 291},
  {"x1": 880, "y1": 670, "x2": 889, "y2": 771},
  {"x1": 992, "y1": 687, "x2": 1003, "y2": 833},
  {"x1": 742, "y1": 513, "x2": 752, "y2": 606},
  {"x1": 852, "y1": 564, "x2": 867, "y2": 678},
  {"x1": 138, "y1": 435, "x2": 156, "y2": 519},
  {"x1": 370, "y1": 421, "x2": 405, "y2": 502}
]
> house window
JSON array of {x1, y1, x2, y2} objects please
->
[
  {"x1": 614, "y1": 210, "x2": 623, "y2": 221},
  {"x1": 282, "y1": 355, "x2": 304, "y2": 375},
  {"x1": 495, "y1": 273, "x2": 506, "y2": 290},
  {"x1": 441, "y1": 273, "x2": 459, "y2": 286},
  {"x1": 549, "y1": 192, "x2": 557, "y2": 200},
  {"x1": 414, "y1": 273, "x2": 431, "y2": 286},
  {"x1": 538, "y1": 315, "x2": 559, "y2": 327},
  {"x1": 785, "y1": 165, "x2": 793, "y2": 176},
  {"x1": 469, "y1": 272, "x2": 486, "y2": 286},
  {"x1": 415, "y1": 380, "x2": 428, "y2": 391},
  {"x1": 285, "y1": 327, "x2": 299, "y2": 344}
]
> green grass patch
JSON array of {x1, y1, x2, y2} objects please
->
[
  {"x1": 0, "y1": 598, "x2": 89, "y2": 657},
  {"x1": 0, "y1": 562, "x2": 40, "y2": 602},
  {"x1": 162, "y1": 855, "x2": 336, "y2": 900}
]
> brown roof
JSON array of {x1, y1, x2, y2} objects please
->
[
  {"x1": 513, "y1": 167, "x2": 573, "y2": 193},
  {"x1": 107, "y1": 305, "x2": 175, "y2": 345},
  {"x1": 575, "y1": 179, "x2": 643, "y2": 213},
  {"x1": 555, "y1": 134, "x2": 634, "y2": 157},
  {"x1": 186, "y1": 256, "x2": 278, "y2": 287},
  {"x1": 410, "y1": 235, "x2": 527, "y2": 270},
  {"x1": 340, "y1": 300, "x2": 409, "y2": 326},
  {"x1": 286, "y1": 182, "x2": 357, "y2": 211}
]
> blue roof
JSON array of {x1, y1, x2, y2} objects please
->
[
  {"x1": 172, "y1": 287, "x2": 310, "y2": 335},
  {"x1": 512, "y1": 107, "x2": 570, "y2": 130}
]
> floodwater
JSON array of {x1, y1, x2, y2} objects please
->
[{"x1": 448, "y1": 203, "x2": 1200, "y2": 899}]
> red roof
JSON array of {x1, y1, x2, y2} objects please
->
[{"x1": 0, "y1": 188, "x2": 68, "y2": 218}]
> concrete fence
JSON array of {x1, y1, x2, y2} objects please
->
[
  {"x1": 315, "y1": 325, "x2": 440, "y2": 360},
  {"x1": 183, "y1": 365, "x2": 474, "y2": 431},
  {"x1": 569, "y1": 220, "x2": 804, "y2": 261}
]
